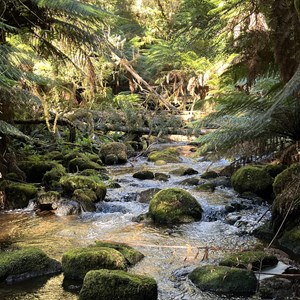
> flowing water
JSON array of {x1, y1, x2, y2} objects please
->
[{"x1": 0, "y1": 144, "x2": 271, "y2": 300}]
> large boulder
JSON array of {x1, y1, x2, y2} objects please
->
[
  {"x1": 59, "y1": 175, "x2": 106, "y2": 202},
  {"x1": 278, "y1": 225, "x2": 300, "y2": 257},
  {"x1": 0, "y1": 180, "x2": 37, "y2": 209},
  {"x1": 219, "y1": 251, "x2": 278, "y2": 270},
  {"x1": 79, "y1": 269, "x2": 158, "y2": 300},
  {"x1": 231, "y1": 166, "x2": 273, "y2": 198},
  {"x1": 62, "y1": 246, "x2": 127, "y2": 280},
  {"x1": 18, "y1": 156, "x2": 57, "y2": 182},
  {"x1": 272, "y1": 163, "x2": 300, "y2": 230},
  {"x1": 99, "y1": 142, "x2": 128, "y2": 165},
  {"x1": 0, "y1": 248, "x2": 61, "y2": 283},
  {"x1": 149, "y1": 188, "x2": 202, "y2": 224},
  {"x1": 188, "y1": 265, "x2": 258, "y2": 296}
]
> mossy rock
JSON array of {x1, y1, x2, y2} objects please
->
[
  {"x1": 0, "y1": 247, "x2": 61, "y2": 283},
  {"x1": 62, "y1": 247, "x2": 127, "y2": 280},
  {"x1": 0, "y1": 181, "x2": 37, "y2": 209},
  {"x1": 45, "y1": 151, "x2": 65, "y2": 161},
  {"x1": 149, "y1": 188, "x2": 202, "y2": 225},
  {"x1": 18, "y1": 157, "x2": 57, "y2": 182},
  {"x1": 201, "y1": 171, "x2": 219, "y2": 179},
  {"x1": 154, "y1": 173, "x2": 169, "y2": 182},
  {"x1": 273, "y1": 163, "x2": 300, "y2": 195},
  {"x1": 104, "y1": 154, "x2": 118, "y2": 165},
  {"x1": 37, "y1": 190, "x2": 60, "y2": 209},
  {"x1": 170, "y1": 167, "x2": 198, "y2": 176},
  {"x1": 148, "y1": 148, "x2": 181, "y2": 163},
  {"x1": 5, "y1": 172, "x2": 21, "y2": 181},
  {"x1": 68, "y1": 158, "x2": 103, "y2": 173},
  {"x1": 60, "y1": 175, "x2": 106, "y2": 202},
  {"x1": 79, "y1": 169, "x2": 109, "y2": 181},
  {"x1": 99, "y1": 142, "x2": 128, "y2": 165},
  {"x1": 42, "y1": 164, "x2": 67, "y2": 189},
  {"x1": 272, "y1": 176, "x2": 300, "y2": 231},
  {"x1": 194, "y1": 183, "x2": 215, "y2": 192},
  {"x1": 73, "y1": 189, "x2": 97, "y2": 212},
  {"x1": 231, "y1": 166, "x2": 273, "y2": 197},
  {"x1": 180, "y1": 177, "x2": 200, "y2": 186},
  {"x1": 94, "y1": 241, "x2": 144, "y2": 265},
  {"x1": 263, "y1": 164, "x2": 286, "y2": 178},
  {"x1": 219, "y1": 251, "x2": 278, "y2": 270},
  {"x1": 278, "y1": 226, "x2": 300, "y2": 257},
  {"x1": 133, "y1": 171, "x2": 154, "y2": 180},
  {"x1": 137, "y1": 188, "x2": 161, "y2": 204},
  {"x1": 79, "y1": 269, "x2": 158, "y2": 300},
  {"x1": 188, "y1": 265, "x2": 258, "y2": 296}
]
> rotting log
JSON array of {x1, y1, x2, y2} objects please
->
[
  {"x1": 14, "y1": 118, "x2": 76, "y2": 142},
  {"x1": 94, "y1": 123, "x2": 208, "y2": 136}
]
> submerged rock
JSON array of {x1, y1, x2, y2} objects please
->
[
  {"x1": 170, "y1": 167, "x2": 198, "y2": 176},
  {"x1": 188, "y1": 265, "x2": 258, "y2": 296},
  {"x1": 79, "y1": 269, "x2": 158, "y2": 300},
  {"x1": 219, "y1": 250, "x2": 278, "y2": 270},
  {"x1": 137, "y1": 188, "x2": 161, "y2": 203},
  {"x1": 200, "y1": 170, "x2": 219, "y2": 179},
  {"x1": 149, "y1": 188, "x2": 202, "y2": 224},
  {"x1": 0, "y1": 247, "x2": 61, "y2": 283}
]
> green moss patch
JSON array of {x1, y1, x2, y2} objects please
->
[
  {"x1": 279, "y1": 226, "x2": 300, "y2": 257},
  {"x1": 219, "y1": 251, "x2": 278, "y2": 270},
  {"x1": 42, "y1": 164, "x2": 67, "y2": 189},
  {"x1": 94, "y1": 241, "x2": 144, "y2": 265},
  {"x1": 188, "y1": 265, "x2": 258, "y2": 296},
  {"x1": 79, "y1": 269, "x2": 158, "y2": 300},
  {"x1": 62, "y1": 247, "x2": 127, "y2": 280},
  {"x1": 149, "y1": 188, "x2": 202, "y2": 224},
  {"x1": 148, "y1": 147, "x2": 181, "y2": 163},
  {"x1": 0, "y1": 248, "x2": 61, "y2": 283},
  {"x1": 60, "y1": 175, "x2": 106, "y2": 201},
  {"x1": 231, "y1": 166, "x2": 273, "y2": 197},
  {"x1": 0, "y1": 181, "x2": 37, "y2": 209},
  {"x1": 68, "y1": 158, "x2": 103, "y2": 173}
]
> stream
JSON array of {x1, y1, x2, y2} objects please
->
[{"x1": 0, "y1": 143, "x2": 272, "y2": 300}]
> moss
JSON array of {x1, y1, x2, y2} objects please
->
[
  {"x1": 219, "y1": 251, "x2": 278, "y2": 270},
  {"x1": 60, "y1": 175, "x2": 106, "y2": 201},
  {"x1": 148, "y1": 148, "x2": 181, "y2": 163},
  {"x1": 0, "y1": 181, "x2": 37, "y2": 209},
  {"x1": 18, "y1": 157, "x2": 58, "y2": 182},
  {"x1": 37, "y1": 190, "x2": 60, "y2": 208},
  {"x1": 62, "y1": 247, "x2": 127, "y2": 280},
  {"x1": 149, "y1": 188, "x2": 202, "y2": 225},
  {"x1": 79, "y1": 269, "x2": 158, "y2": 300},
  {"x1": 0, "y1": 247, "x2": 61, "y2": 283},
  {"x1": 133, "y1": 171, "x2": 154, "y2": 180},
  {"x1": 80, "y1": 169, "x2": 109, "y2": 180},
  {"x1": 154, "y1": 173, "x2": 169, "y2": 182},
  {"x1": 45, "y1": 151, "x2": 65, "y2": 161},
  {"x1": 99, "y1": 142, "x2": 128, "y2": 164},
  {"x1": 263, "y1": 164, "x2": 286, "y2": 178},
  {"x1": 188, "y1": 265, "x2": 258, "y2": 296},
  {"x1": 273, "y1": 163, "x2": 300, "y2": 195},
  {"x1": 5, "y1": 172, "x2": 21, "y2": 181},
  {"x1": 73, "y1": 189, "x2": 96, "y2": 212},
  {"x1": 201, "y1": 171, "x2": 219, "y2": 179},
  {"x1": 279, "y1": 226, "x2": 300, "y2": 257},
  {"x1": 94, "y1": 241, "x2": 144, "y2": 266},
  {"x1": 170, "y1": 167, "x2": 198, "y2": 176},
  {"x1": 231, "y1": 166, "x2": 273, "y2": 197},
  {"x1": 68, "y1": 158, "x2": 103, "y2": 173},
  {"x1": 194, "y1": 183, "x2": 215, "y2": 192},
  {"x1": 42, "y1": 164, "x2": 67, "y2": 189}
]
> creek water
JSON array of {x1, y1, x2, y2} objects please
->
[{"x1": 0, "y1": 144, "x2": 271, "y2": 300}]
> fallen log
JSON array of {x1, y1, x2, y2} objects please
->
[
  {"x1": 94, "y1": 123, "x2": 207, "y2": 136},
  {"x1": 14, "y1": 118, "x2": 76, "y2": 142}
]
